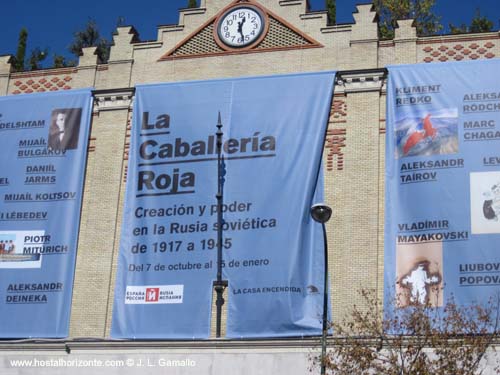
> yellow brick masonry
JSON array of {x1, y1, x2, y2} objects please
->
[{"x1": 0, "y1": 0, "x2": 499, "y2": 339}]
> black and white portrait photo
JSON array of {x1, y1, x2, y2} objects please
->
[{"x1": 48, "y1": 108, "x2": 82, "y2": 151}]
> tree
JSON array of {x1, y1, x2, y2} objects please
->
[
  {"x1": 69, "y1": 19, "x2": 110, "y2": 63},
  {"x1": 52, "y1": 54, "x2": 76, "y2": 68},
  {"x1": 12, "y1": 27, "x2": 50, "y2": 71},
  {"x1": 27, "y1": 47, "x2": 48, "y2": 71},
  {"x1": 311, "y1": 288, "x2": 500, "y2": 375},
  {"x1": 372, "y1": 0, "x2": 442, "y2": 39},
  {"x1": 326, "y1": 0, "x2": 336, "y2": 26},
  {"x1": 14, "y1": 28, "x2": 28, "y2": 71},
  {"x1": 187, "y1": 0, "x2": 197, "y2": 8},
  {"x1": 470, "y1": 9, "x2": 494, "y2": 33},
  {"x1": 449, "y1": 23, "x2": 468, "y2": 35},
  {"x1": 53, "y1": 54, "x2": 67, "y2": 68},
  {"x1": 450, "y1": 8, "x2": 494, "y2": 34}
]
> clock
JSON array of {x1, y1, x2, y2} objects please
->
[{"x1": 215, "y1": 5, "x2": 267, "y2": 49}]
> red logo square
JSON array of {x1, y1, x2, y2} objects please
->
[{"x1": 145, "y1": 288, "x2": 159, "y2": 302}]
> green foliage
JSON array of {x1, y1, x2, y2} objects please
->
[
  {"x1": 14, "y1": 28, "x2": 28, "y2": 71},
  {"x1": 52, "y1": 54, "x2": 76, "y2": 68},
  {"x1": 312, "y1": 289, "x2": 500, "y2": 375},
  {"x1": 373, "y1": 0, "x2": 442, "y2": 39},
  {"x1": 187, "y1": 0, "x2": 197, "y2": 8},
  {"x1": 449, "y1": 23, "x2": 468, "y2": 35},
  {"x1": 69, "y1": 19, "x2": 110, "y2": 63},
  {"x1": 470, "y1": 8, "x2": 494, "y2": 33},
  {"x1": 325, "y1": 0, "x2": 336, "y2": 26},
  {"x1": 53, "y1": 54, "x2": 66, "y2": 68},
  {"x1": 450, "y1": 9, "x2": 494, "y2": 34},
  {"x1": 27, "y1": 47, "x2": 48, "y2": 71}
]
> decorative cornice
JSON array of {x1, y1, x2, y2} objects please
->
[
  {"x1": 133, "y1": 42, "x2": 163, "y2": 50},
  {"x1": 178, "y1": 7, "x2": 208, "y2": 28},
  {"x1": 321, "y1": 24, "x2": 352, "y2": 34},
  {"x1": 107, "y1": 59, "x2": 134, "y2": 65},
  {"x1": 350, "y1": 38, "x2": 379, "y2": 45},
  {"x1": 335, "y1": 69, "x2": 387, "y2": 94},
  {"x1": 395, "y1": 38, "x2": 418, "y2": 44},
  {"x1": 1, "y1": 335, "x2": 498, "y2": 352},
  {"x1": 178, "y1": 7, "x2": 207, "y2": 15},
  {"x1": 0, "y1": 337, "x2": 320, "y2": 352},
  {"x1": 93, "y1": 89, "x2": 134, "y2": 113},
  {"x1": 10, "y1": 67, "x2": 78, "y2": 79},
  {"x1": 416, "y1": 31, "x2": 500, "y2": 44},
  {"x1": 300, "y1": 12, "x2": 325, "y2": 20},
  {"x1": 157, "y1": 25, "x2": 185, "y2": 32},
  {"x1": 279, "y1": 0, "x2": 304, "y2": 6}
]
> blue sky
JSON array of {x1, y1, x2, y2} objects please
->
[{"x1": 0, "y1": 0, "x2": 498, "y2": 66}]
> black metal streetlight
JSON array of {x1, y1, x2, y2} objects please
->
[
  {"x1": 213, "y1": 112, "x2": 228, "y2": 338},
  {"x1": 310, "y1": 203, "x2": 332, "y2": 375}
]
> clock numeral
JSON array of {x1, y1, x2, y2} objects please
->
[
  {"x1": 225, "y1": 32, "x2": 230, "y2": 38},
  {"x1": 253, "y1": 23, "x2": 258, "y2": 29},
  {"x1": 224, "y1": 26, "x2": 229, "y2": 32},
  {"x1": 239, "y1": 12, "x2": 245, "y2": 18},
  {"x1": 226, "y1": 19, "x2": 233, "y2": 26}
]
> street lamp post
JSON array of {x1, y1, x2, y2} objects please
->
[
  {"x1": 213, "y1": 112, "x2": 228, "y2": 338},
  {"x1": 310, "y1": 203, "x2": 332, "y2": 375}
]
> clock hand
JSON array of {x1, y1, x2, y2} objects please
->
[{"x1": 237, "y1": 17, "x2": 246, "y2": 41}]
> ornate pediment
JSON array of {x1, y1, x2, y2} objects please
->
[{"x1": 159, "y1": 0, "x2": 321, "y2": 60}]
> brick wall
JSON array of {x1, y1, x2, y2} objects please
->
[{"x1": 0, "y1": 0, "x2": 499, "y2": 339}]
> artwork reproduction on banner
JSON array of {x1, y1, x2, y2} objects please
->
[
  {"x1": 385, "y1": 60, "x2": 500, "y2": 319},
  {"x1": 0, "y1": 89, "x2": 93, "y2": 338},
  {"x1": 111, "y1": 72, "x2": 335, "y2": 339}
]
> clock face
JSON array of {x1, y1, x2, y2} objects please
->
[{"x1": 217, "y1": 6, "x2": 265, "y2": 48}]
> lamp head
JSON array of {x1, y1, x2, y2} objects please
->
[{"x1": 310, "y1": 204, "x2": 332, "y2": 224}]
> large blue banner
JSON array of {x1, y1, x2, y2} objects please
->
[
  {"x1": 112, "y1": 72, "x2": 335, "y2": 339},
  {"x1": 0, "y1": 89, "x2": 92, "y2": 338},
  {"x1": 385, "y1": 60, "x2": 500, "y2": 314}
]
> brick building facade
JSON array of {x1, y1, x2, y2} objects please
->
[{"x1": 0, "y1": 0, "x2": 499, "y2": 373}]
